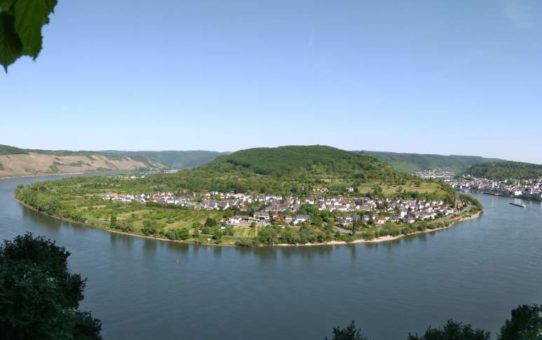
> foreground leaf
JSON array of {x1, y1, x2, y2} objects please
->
[{"x1": 0, "y1": 12, "x2": 22, "y2": 71}]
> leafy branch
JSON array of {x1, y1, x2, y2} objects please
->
[{"x1": 0, "y1": 0, "x2": 57, "y2": 72}]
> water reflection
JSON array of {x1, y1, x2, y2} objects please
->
[
  {"x1": 109, "y1": 232, "x2": 135, "y2": 247},
  {"x1": 213, "y1": 246, "x2": 222, "y2": 257},
  {"x1": 278, "y1": 245, "x2": 333, "y2": 262},
  {"x1": 142, "y1": 238, "x2": 157, "y2": 254},
  {"x1": 21, "y1": 205, "x2": 62, "y2": 234}
]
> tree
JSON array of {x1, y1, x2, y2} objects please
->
[
  {"x1": 407, "y1": 320, "x2": 489, "y2": 340},
  {"x1": 0, "y1": 233, "x2": 101, "y2": 339},
  {"x1": 0, "y1": 0, "x2": 58, "y2": 71},
  {"x1": 204, "y1": 217, "x2": 217, "y2": 228},
  {"x1": 499, "y1": 304, "x2": 542, "y2": 340},
  {"x1": 326, "y1": 321, "x2": 368, "y2": 340},
  {"x1": 110, "y1": 214, "x2": 117, "y2": 228},
  {"x1": 142, "y1": 219, "x2": 158, "y2": 235}
]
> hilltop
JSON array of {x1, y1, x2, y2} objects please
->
[
  {"x1": 209, "y1": 145, "x2": 399, "y2": 179},
  {"x1": 136, "y1": 145, "x2": 449, "y2": 198},
  {"x1": 357, "y1": 151, "x2": 503, "y2": 173},
  {"x1": 465, "y1": 161, "x2": 542, "y2": 180}
]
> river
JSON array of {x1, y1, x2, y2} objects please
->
[{"x1": 1, "y1": 176, "x2": 541, "y2": 339}]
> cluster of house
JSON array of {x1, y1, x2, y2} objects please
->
[
  {"x1": 337, "y1": 198, "x2": 456, "y2": 227},
  {"x1": 447, "y1": 176, "x2": 542, "y2": 201},
  {"x1": 415, "y1": 169, "x2": 456, "y2": 180},
  {"x1": 103, "y1": 191, "x2": 458, "y2": 228}
]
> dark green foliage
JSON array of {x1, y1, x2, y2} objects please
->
[
  {"x1": 0, "y1": 0, "x2": 57, "y2": 71},
  {"x1": 499, "y1": 304, "x2": 542, "y2": 340},
  {"x1": 326, "y1": 321, "x2": 368, "y2": 340},
  {"x1": 459, "y1": 194, "x2": 483, "y2": 210},
  {"x1": 165, "y1": 228, "x2": 189, "y2": 241},
  {"x1": 217, "y1": 145, "x2": 398, "y2": 179},
  {"x1": 257, "y1": 227, "x2": 278, "y2": 245},
  {"x1": 357, "y1": 151, "x2": 503, "y2": 173},
  {"x1": 466, "y1": 161, "x2": 542, "y2": 180},
  {"x1": 142, "y1": 219, "x2": 160, "y2": 236},
  {"x1": 407, "y1": 320, "x2": 490, "y2": 340},
  {"x1": 212, "y1": 229, "x2": 223, "y2": 242},
  {"x1": 204, "y1": 217, "x2": 217, "y2": 228},
  {"x1": 110, "y1": 215, "x2": 117, "y2": 228},
  {"x1": 0, "y1": 233, "x2": 101, "y2": 339},
  {"x1": 234, "y1": 239, "x2": 259, "y2": 247},
  {"x1": 328, "y1": 310, "x2": 542, "y2": 340},
  {"x1": 0, "y1": 144, "x2": 27, "y2": 155}
]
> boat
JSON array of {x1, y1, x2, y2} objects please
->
[{"x1": 509, "y1": 202, "x2": 527, "y2": 208}]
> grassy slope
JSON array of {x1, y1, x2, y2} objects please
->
[
  {"x1": 357, "y1": 151, "x2": 503, "y2": 173},
  {"x1": 0, "y1": 144, "x2": 224, "y2": 177},
  {"x1": 466, "y1": 161, "x2": 542, "y2": 180}
]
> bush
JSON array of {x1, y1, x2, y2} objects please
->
[{"x1": 0, "y1": 233, "x2": 102, "y2": 339}]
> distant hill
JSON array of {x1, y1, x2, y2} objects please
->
[
  {"x1": 0, "y1": 144, "x2": 28, "y2": 155},
  {"x1": 466, "y1": 161, "x2": 542, "y2": 180},
  {"x1": 0, "y1": 144, "x2": 223, "y2": 178},
  {"x1": 0, "y1": 149, "x2": 163, "y2": 178},
  {"x1": 356, "y1": 151, "x2": 503, "y2": 173},
  {"x1": 108, "y1": 150, "x2": 223, "y2": 169},
  {"x1": 135, "y1": 145, "x2": 453, "y2": 200},
  {"x1": 211, "y1": 145, "x2": 394, "y2": 178}
]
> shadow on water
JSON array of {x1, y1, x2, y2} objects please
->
[
  {"x1": 21, "y1": 205, "x2": 63, "y2": 233},
  {"x1": 164, "y1": 240, "x2": 190, "y2": 255},
  {"x1": 109, "y1": 232, "x2": 135, "y2": 247},
  {"x1": 142, "y1": 238, "x2": 157, "y2": 254},
  {"x1": 278, "y1": 245, "x2": 333, "y2": 262}
]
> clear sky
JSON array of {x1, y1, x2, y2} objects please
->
[{"x1": 1, "y1": 0, "x2": 541, "y2": 163}]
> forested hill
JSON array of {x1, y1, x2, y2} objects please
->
[
  {"x1": 137, "y1": 145, "x2": 453, "y2": 198},
  {"x1": 356, "y1": 151, "x2": 503, "y2": 173},
  {"x1": 466, "y1": 161, "x2": 542, "y2": 180},
  {"x1": 206, "y1": 145, "x2": 400, "y2": 180}
]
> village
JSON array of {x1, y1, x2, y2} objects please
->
[
  {"x1": 102, "y1": 190, "x2": 459, "y2": 228},
  {"x1": 446, "y1": 176, "x2": 542, "y2": 201}
]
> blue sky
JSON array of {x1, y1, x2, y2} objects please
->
[{"x1": 1, "y1": 0, "x2": 541, "y2": 163}]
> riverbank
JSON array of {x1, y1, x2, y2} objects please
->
[
  {"x1": 15, "y1": 196, "x2": 482, "y2": 248},
  {"x1": 272, "y1": 210, "x2": 482, "y2": 247},
  {"x1": 0, "y1": 169, "x2": 147, "y2": 181}
]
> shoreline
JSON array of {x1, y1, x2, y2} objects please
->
[
  {"x1": 0, "y1": 172, "x2": 86, "y2": 181},
  {"x1": 15, "y1": 196, "x2": 482, "y2": 248},
  {"x1": 0, "y1": 169, "x2": 149, "y2": 181}
]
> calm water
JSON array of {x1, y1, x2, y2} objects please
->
[{"x1": 1, "y1": 177, "x2": 541, "y2": 339}]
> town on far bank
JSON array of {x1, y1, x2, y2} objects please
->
[
  {"x1": 416, "y1": 169, "x2": 542, "y2": 201},
  {"x1": 103, "y1": 189, "x2": 462, "y2": 229}
]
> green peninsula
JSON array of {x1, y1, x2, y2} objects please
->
[{"x1": 15, "y1": 145, "x2": 481, "y2": 246}]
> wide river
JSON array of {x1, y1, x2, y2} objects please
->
[{"x1": 1, "y1": 176, "x2": 541, "y2": 339}]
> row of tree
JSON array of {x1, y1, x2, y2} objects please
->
[{"x1": 328, "y1": 310, "x2": 542, "y2": 340}]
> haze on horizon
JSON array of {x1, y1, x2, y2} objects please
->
[{"x1": 1, "y1": 0, "x2": 541, "y2": 163}]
